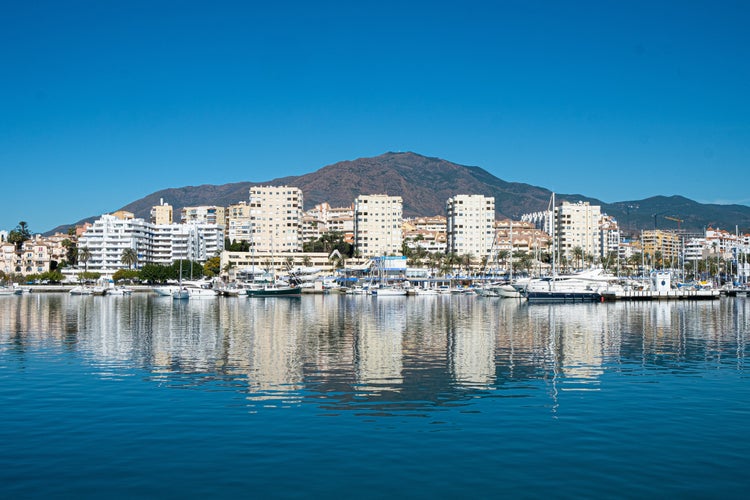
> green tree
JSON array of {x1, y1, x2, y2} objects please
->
[
  {"x1": 8, "y1": 221, "x2": 32, "y2": 251},
  {"x1": 121, "y1": 247, "x2": 138, "y2": 269},
  {"x1": 113, "y1": 269, "x2": 140, "y2": 282},
  {"x1": 203, "y1": 256, "x2": 221, "y2": 278},
  {"x1": 78, "y1": 246, "x2": 91, "y2": 274}
]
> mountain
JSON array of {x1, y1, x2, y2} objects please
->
[{"x1": 49, "y1": 152, "x2": 750, "y2": 234}]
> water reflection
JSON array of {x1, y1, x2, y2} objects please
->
[{"x1": 1, "y1": 294, "x2": 748, "y2": 412}]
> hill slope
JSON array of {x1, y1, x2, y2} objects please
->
[{"x1": 49, "y1": 152, "x2": 750, "y2": 234}]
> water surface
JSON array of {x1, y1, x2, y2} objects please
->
[{"x1": 1, "y1": 294, "x2": 749, "y2": 497}]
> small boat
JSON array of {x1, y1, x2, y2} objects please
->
[{"x1": 246, "y1": 283, "x2": 301, "y2": 297}]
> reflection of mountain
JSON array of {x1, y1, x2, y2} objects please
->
[{"x1": 2, "y1": 295, "x2": 749, "y2": 413}]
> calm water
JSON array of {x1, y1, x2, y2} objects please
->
[{"x1": 1, "y1": 293, "x2": 749, "y2": 498}]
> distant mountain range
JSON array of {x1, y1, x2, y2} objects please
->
[{"x1": 50, "y1": 152, "x2": 750, "y2": 235}]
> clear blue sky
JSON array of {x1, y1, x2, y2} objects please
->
[{"x1": 2, "y1": 0, "x2": 748, "y2": 233}]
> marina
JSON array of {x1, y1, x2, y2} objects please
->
[{"x1": 2, "y1": 293, "x2": 750, "y2": 497}]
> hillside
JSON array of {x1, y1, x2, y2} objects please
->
[{"x1": 49, "y1": 152, "x2": 750, "y2": 234}]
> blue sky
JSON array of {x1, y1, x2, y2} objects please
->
[{"x1": 2, "y1": 0, "x2": 748, "y2": 233}]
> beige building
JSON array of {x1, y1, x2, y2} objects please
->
[
  {"x1": 446, "y1": 194, "x2": 495, "y2": 259},
  {"x1": 181, "y1": 205, "x2": 226, "y2": 226},
  {"x1": 642, "y1": 230, "x2": 681, "y2": 262},
  {"x1": 0, "y1": 234, "x2": 69, "y2": 276},
  {"x1": 354, "y1": 194, "x2": 403, "y2": 257},
  {"x1": 226, "y1": 201, "x2": 252, "y2": 244},
  {"x1": 248, "y1": 186, "x2": 303, "y2": 253},
  {"x1": 555, "y1": 201, "x2": 602, "y2": 263},
  {"x1": 302, "y1": 202, "x2": 354, "y2": 243},
  {"x1": 150, "y1": 200, "x2": 173, "y2": 225},
  {"x1": 403, "y1": 216, "x2": 447, "y2": 254}
]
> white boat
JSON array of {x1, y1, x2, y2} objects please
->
[
  {"x1": 415, "y1": 287, "x2": 439, "y2": 296},
  {"x1": 70, "y1": 285, "x2": 106, "y2": 295},
  {"x1": 371, "y1": 285, "x2": 407, "y2": 296},
  {"x1": 154, "y1": 285, "x2": 180, "y2": 296},
  {"x1": 107, "y1": 286, "x2": 133, "y2": 296},
  {"x1": 187, "y1": 286, "x2": 218, "y2": 298},
  {"x1": 496, "y1": 283, "x2": 522, "y2": 298},
  {"x1": 0, "y1": 286, "x2": 20, "y2": 296}
]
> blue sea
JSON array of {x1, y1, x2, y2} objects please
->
[{"x1": 1, "y1": 293, "x2": 749, "y2": 498}]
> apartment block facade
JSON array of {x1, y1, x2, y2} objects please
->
[
  {"x1": 248, "y1": 186, "x2": 303, "y2": 253},
  {"x1": 446, "y1": 195, "x2": 495, "y2": 258},
  {"x1": 354, "y1": 194, "x2": 403, "y2": 257},
  {"x1": 555, "y1": 201, "x2": 602, "y2": 262}
]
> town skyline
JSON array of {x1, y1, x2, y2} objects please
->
[{"x1": 3, "y1": 2, "x2": 749, "y2": 232}]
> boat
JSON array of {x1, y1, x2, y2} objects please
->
[
  {"x1": 70, "y1": 285, "x2": 107, "y2": 296},
  {"x1": 186, "y1": 285, "x2": 218, "y2": 298},
  {"x1": 0, "y1": 286, "x2": 21, "y2": 296},
  {"x1": 498, "y1": 222, "x2": 523, "y2": 298},
  {"x1": 246, "y1": 283, "x2": 301, "y2": 297},
  {"x1": 524, "y1": 194, "x2": 605, "y2": 303},
  {"x1": 371, "y1": 284, "x2": 407, "y2": 296},
  {"x1": 172, "y1": 260, "x2": 189, "y2": 300},
  {"x1": 154, "y1": 285, "x2": 180, "y2": 296}
]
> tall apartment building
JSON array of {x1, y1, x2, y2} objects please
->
[
  {"x1": 150, "y1": 199, "x2": 173, "y2": 225},
  {"x1": 77, "y1": 214, "x2": 154, "y2": 275},
  {"x1": 555, "y1": 201, "x2": 602, "y2": 262},
  {"x1": 354, "y1": 194, "x2": 403, "y2": 257},
  {"x1": 446, "y1": 195, "x2": 495, "y2": 259},
  {"x1": 181, "y1": 205, "x2": 226, "y2": 226},
  {"x1": 642, "y1": 230, "x2": 681, "y2": 263},
  {"x1": 248, "y1": 186, "x2": 303, "y2": 253},
  {"x1": 226, "y1": 201, "x2": 252, "y2": 244}
]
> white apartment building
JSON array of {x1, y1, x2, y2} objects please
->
[
  {"x1": 354, "y1": 194, "x2": 403, "y2": 257},
  {"x1": 181, "y1": 205, "x2": 226, "y2": 226},
  {"x1": 599, "y1": 215, "x2": 621, "y2": 258},
  {"x1": 78, "y1": 214, "x2": 224, "y2": 275},
  {"x1": 555, "y1": 201, "x2": 602, "y2": 262},
  {"x1": 248, "y1": 186, "x2": 303, "y2": 253},
  {"x1": 446, "y1": 195, "x2": 495, "y2": 259},
  {"x1": 77, "y1": 214, "x2": 154, "y2": 275}
]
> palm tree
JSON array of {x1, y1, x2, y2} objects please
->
[
  {"x1": 78, "y1": 246, "x2": 91, "y2": 281},
  {"x1": 572, "y1": 246, "x2": 583, "y2": 270},
  {"x1": 121, "y1": 247, "x2": 138, "y2": 269}
]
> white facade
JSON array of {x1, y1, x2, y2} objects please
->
[
  {"x1": 354, "y1": 194, "x2": 403, "y2": 257},
  {"x1": 446, "y1": 195, "x2": 495, "y2": 258},
  {"x1": 78, "y1": 214, "x2": 224, "y2": 275},
  {"x1": 555, "y1": 201, "x2": 602, "y2": 262},
  {"x1": 248, "y1": 186, "x2": 303, "y2": 253},
  {"x1": 77, "y1": 214, "x2": 154, "y2": 275}
]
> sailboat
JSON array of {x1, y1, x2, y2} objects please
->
[
  {"x1": 497, "y1": 221, "x2": 522, "y2": 298},
  {"x1": 245, "y1": 239, "x2": 301, "y2": 297},
  {"x1": 172, "y1": 259, "x2": 189, "y2": 300}
]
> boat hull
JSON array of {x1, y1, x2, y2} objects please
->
[
  {"x1": 525, "y1": 291, "x2": 602, "y2": 303},
  {"x1": 246, "y1": 286, "x2": 301, "y2": 297}
]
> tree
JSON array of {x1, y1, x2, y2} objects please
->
[
  {"x1": 572, "y1": 246, "x2": 583, "y2": 270},
  {"x1": 203, "y1": 256, "x2": 221, "y2": 278},
  {"x1": 8, "y1": 221, "x2": 31, "y2": 251},
  {"x1": 121, "y1": 247, "x2": 138, "y2": 269},
  {"x1": 78, "y1": 246, "x2": 91, "y2": 274},
  {"x1": 61, "y1": 239, "x2": 77, "y2": 266}
]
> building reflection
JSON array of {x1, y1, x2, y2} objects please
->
[{"x1": 1, "y1": 294, "x2": 749, "y2": 412}]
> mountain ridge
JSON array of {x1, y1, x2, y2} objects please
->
[{"x1": 47, "y1": 152, "x2": 750, "y2": 235}]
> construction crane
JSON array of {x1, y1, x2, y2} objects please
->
[{"x1": 664, "y1": 216, "x2": 684, "y2": 230}]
